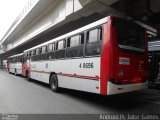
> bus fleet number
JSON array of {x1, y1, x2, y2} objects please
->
[{"x1": 79, "y1": 63, "x2": 94, "y2": 69}]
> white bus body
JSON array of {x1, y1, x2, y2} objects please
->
[{"x1": 8, "y1": 53, "x2": 23, "y2": 75}]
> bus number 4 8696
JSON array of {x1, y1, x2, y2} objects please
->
[{"x1": 79, "y1": 63, "x2": 94, "y2": 69}]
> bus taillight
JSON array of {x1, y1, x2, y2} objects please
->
[
  {"x1": 110, "y1": 78, "x2": 131, "y2": 85},
  {"x1": 110, "y1": 78, "x2": 122, "y2": 85}
]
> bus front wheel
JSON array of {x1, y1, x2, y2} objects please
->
[
  {"x1": 26, "y1": 71, "x2": 31, "y2": 81},
  {"x1": 50, "y1": 74, "x2": 59, "y2": 92},
  {"x1": 15, "y1": 69, "x2": 17, "y2": 76}
]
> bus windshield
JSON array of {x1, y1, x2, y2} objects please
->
[{"x1": 113, "y1": 18, "x2": 145, "y2": 53}]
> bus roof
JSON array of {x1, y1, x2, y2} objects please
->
[
  {"x1": 24, "y1": 16, "x2": 108, "y2": 52},
  {"x1": 8, "y1": 53, "x2": 23, "y2": 58}
]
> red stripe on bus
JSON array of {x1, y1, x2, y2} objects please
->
[
  {"x1": 31, "y1": 70, "x2": 50, "y2": 74},
  {"x1": 9, "y1": 68, "x2": 22, "y2": 70},
  {"x1": 57, "y1": 72, "x2": 100, "y2": 80},
  {"x1": 30, "y1": 70, "x2": 100, "y2": 80},
  {"x1": 17, "y1": 69, "x2": 22, "y2": 70}
]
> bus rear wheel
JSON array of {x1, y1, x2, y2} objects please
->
[{"x1": 50, "y1": 74, "x2": 59, "y2": 92}]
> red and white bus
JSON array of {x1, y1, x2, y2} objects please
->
[
  {"x1": 23, "y1": 16, "x2": 148, "y2": 95},
  {"x1": 7, "y1": 53, "x2": 23, "y2": 75}
]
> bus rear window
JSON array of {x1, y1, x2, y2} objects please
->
[{"x1": 113, "y1": 18, "x2": 145, "y2": 53}]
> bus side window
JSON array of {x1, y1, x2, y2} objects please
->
[
  {"x1": 48, "y1": 44, "x2": 53, "y2": 52},
  {"x1": 35, "y1": 48, "x2": 41, "y2": 61},
  {"x1": 86, "y1": 27, "x2": 102, "y2": 56},
  {"x1": 47, "y1": 43, "x2": 55, "y2": 60},
  {"x1": 17, "y1": 57, "x2": 19, "y2": 63},
  {"x1": 19, "y1": 56, "x2": 23, "y2": 63},
  {"x1": 27, "y1": 51, "x2": 31, "y2": 57},
  {"x1": 36, "y1": 48, "x2": 40, "y2": 55},
  {"x1": 66, "y1": 34, "x2": 84, "y2": 58},
  {"x1": 15, "y1": 57, "x2": 17, "y2": 63},
  {"x1": 27, "y1": 51, "x2": 31, "y2": 61},
  {"x1": 41, "y1": 46, "x2": 47, "y2": 60},
  {"x1": 55, "y1": 40, "x2": 66, "y2": 59},
  {"x1": 31, "y1": 49, "x2": 36, "y2": 61},
  {"x1": 87, "y1": 29, "x2": 99, "y2": 43},
  {"x1": 42, "y1": 46, "x2": 47, "y2": 53},
  {"x1": 31, "y1": 50, "x2": 36, "y2": 56},
  {"x1": 56, "y1": 40, "x2": 65, "y2": 50}
]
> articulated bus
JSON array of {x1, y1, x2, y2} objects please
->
[
  {"x1": 7, "y1": 53, "x2": 23, "y2": 75},
  {"x1": 22, "y1": 16, "x2": 148, "y2": 95}
]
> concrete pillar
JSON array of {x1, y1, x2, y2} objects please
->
[{"x1": 0, "y1": 44, "x2": 7, "y2": 54}]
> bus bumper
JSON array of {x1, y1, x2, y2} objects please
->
[{"x1": 107, "y1": 81, "x2": 148, "y2": 95}]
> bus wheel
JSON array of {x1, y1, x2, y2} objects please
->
[
  {"x1": 15, "y1": 69, "x2": 17, "y2": 76},
  {"x1": 26, "y1": 71, "x2": 31, "y2": 81},
  {"x1": 50, "y1": 74, "x2": 59, "y2": 92}
]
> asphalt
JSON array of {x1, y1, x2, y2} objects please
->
[{"x1": 0, "y1": 69, "x2": 160, "y2": 115}]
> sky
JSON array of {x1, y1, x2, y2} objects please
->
[{"x1": 0, "y1": 0, "x2": 28, "y2": 40}]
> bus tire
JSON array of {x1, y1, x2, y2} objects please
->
[
  {"x1": 15, "y1": 69, "x2": 17, "y2": 76},
  {"x1": 26, "y1": 71, "x2": 31, "y2": 81},
  {"x1": 50, "y1": 74, "x2": 59, "y2": 92}
]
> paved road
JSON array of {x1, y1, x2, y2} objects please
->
[{"x1": 0, "y1": 69, "x2": 160, "y2": 114}]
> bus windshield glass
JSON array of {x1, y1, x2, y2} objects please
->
[{"x1": 113, "y1": 18, "x2": 145, "y2": 53}]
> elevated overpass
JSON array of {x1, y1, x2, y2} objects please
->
[
  {"x1": 0, "y1": 0, "x2": 120, "y2": 55},
  {"x1": 0, "y1": 0, "x2": 160, "y2": 68}
]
